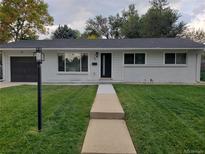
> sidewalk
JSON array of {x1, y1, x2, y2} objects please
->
[{"x1": 81, "y1": 84, "x2": 137, "y2": 154}]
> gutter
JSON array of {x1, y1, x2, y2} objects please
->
[{"x1": 0, "y1": 48, "x2": 205, "y2": 51}]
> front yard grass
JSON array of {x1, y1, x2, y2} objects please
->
[
  {"x1": 114, "y1": 84, "x2": 205, "y2": 154},
  {"x1": 0, "y1": 85, "x2": 97, "y2": 154}
]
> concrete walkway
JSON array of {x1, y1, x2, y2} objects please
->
[
  {"x1": 0, "y1": 82, "x2": 24, "y2": 89},
  {"x1": 91, "y1": 85, "x2": 124, "y2": 119},
  {"x1": 0, "y1": 82, "x2": 37, "y2": 89},
  {"x1": 81, "y1": 84, "x2": 137, "y2": 154}
]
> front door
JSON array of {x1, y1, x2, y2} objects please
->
[{"x1": 101, "y1": 53, "x2": 112, "y2": 78}]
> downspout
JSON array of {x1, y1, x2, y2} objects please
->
[
  {"x1": 2, "y1": 51, "x2": 5, "y2": 82},
  {"x1": 195, "y1": 53, "x2": 198, "y2": 83},
  {"x1": 0, "y1": 52, "x2": 1, "y2": 81},
  {"x1": 0, "y1": 50, "x2": 4, "y2": 82},
  {"x1": 196, "y1": 50, "x2": 204, "y2": 83}
]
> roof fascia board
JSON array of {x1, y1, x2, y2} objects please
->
[
  {"x1": 0, "y1": 48, "x2": 36, "y2": 51},
  {"x1": 0, "y1": 48, "x2": 204, "y2": 51}
]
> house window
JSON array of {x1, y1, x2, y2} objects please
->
[
  {"x1": 81, "y1": 53, "x2": 88, "y2": 72},
  {"x1": 66, "y1": 53, "x2": 81, "y2": 72},
  {"x1": 124, "y1": 53, "x2": 145, "y2": 64},
  {"x1": 135, "y1": 53, "x2": 145, "y2": 64},
  {"x1": 165, "y1": 53, "x2": 175, "y2": 64},
  {"x1": 58, "y1": 53, "x2": 88, "y2": 72},
  {"x1": 165, "y1": 53, "x2": 187, "y2": 64},
  {"x1": 58, "y1": 55, "x2": 65, "y2": 71},
  {"x1": 124, "y1": 54, "x2": 134, "y2": 64},
  {"x1": 176, "y1": 53, "x2": 186, "y2": 64}
]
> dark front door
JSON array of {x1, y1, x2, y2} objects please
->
[
  {"x1": 101, "y1": 53, "x2": 112, "y2": 78},
  {"x1": 11, "y1": 57, "x2": 37, "y2": 82}
]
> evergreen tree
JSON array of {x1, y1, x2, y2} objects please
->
[{"x1": 52, "y1": 25, "x2": 80, "y2": 39}]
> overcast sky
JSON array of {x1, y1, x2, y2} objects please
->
[
  {"x1": 1, "y1": 0, "x2": 205, "y2": 38},
  {"x1": 41, "y1": 0, "x2": 205, "y2": 39}
]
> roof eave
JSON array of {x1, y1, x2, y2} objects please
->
[{"x1": 0, "y1": 47, "x2": 204, "y2": 51}]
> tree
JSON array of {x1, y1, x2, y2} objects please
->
[
  {"x1": 179, "y1": 27, "x2": 205, "y2": 44},
  {"x1": 150, "y1": 0, "x2": 168, "y2": 9},
  {"x1": 108, "y1": 14, "x2": 123, "y2": 39},
  {"x1": 140, "y1": 0, "x2": 184, "y2": 37},
  {"x1": 84, "y1": 4, "x2": 140, "y2": 39},
  {"x1": 80, "y1": 32, "x2": 98, "y2": 40},
  {"x1": 0, "y1": 0, "x2": 53, "y2": 43},
  {"x1": 120, "y1": 4, "x2": 140, "y2": 38},
  {"x1": 52, "y1": 25, "x2": 80, "y2": 39},
  {"x1": 83, "y1": 2, "x2": 185, "y2": 39},
  {"x1": 85, "y1": 15, "x2": 109, "y2": 39}
]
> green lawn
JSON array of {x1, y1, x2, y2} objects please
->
[
  {"x1": 0, "y1": 85, "x2": 97, "y2": 154},
  {"x1": 114, "y1": 84, "x2": 205, "y2": 154},
  {"x1": 201, "y1": 71, "x2": 205, "y2": 81}
]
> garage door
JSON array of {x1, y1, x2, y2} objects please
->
[{"x1": 11, "y1": 57, "x2": 37, "y2": 82}]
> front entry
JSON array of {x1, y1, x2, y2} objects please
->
[{"x1": 101, "y1": 53, "x2": 112, "y2": 78}]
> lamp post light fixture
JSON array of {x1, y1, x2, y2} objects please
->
[
  {"x1": 34, "y1": 47, "x2": 45, "y2": 131},
  {"x1": 95, "y1": 52, "x2": 99, "y2": 58}
]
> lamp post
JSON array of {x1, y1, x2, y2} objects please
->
[{"x1": 34, "y1": 47, "x2": 44, "y2": 131}]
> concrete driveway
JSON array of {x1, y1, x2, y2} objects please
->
[{"x1": 0, "y1": 82, "x2": 36, "y2": 89}]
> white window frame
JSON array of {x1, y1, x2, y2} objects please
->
[
  {"x1": 57, "y1": 52, "x2": 89, "y2": 74},
  {"x1": 123, "y1": 52, "x2": 147, "y2": 65},
  {"x1": 163, "y1": 52, "x2": 187, "y2": 65}
]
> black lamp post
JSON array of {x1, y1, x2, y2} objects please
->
[{"x1": 34, "y1": 47, "x2": 44, "y2": 131}]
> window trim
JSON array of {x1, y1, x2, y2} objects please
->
[
  {"x1": 123, "y1": 52, "x2": 147, "y2": 65},
  {"x1": 163, "y1": 52, "x2": 187, "y2": 65},
  {"x1": 57, "y1": 52, "x2": 89, "y2": 74}
]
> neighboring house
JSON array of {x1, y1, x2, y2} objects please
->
[{"x1": 0, "y1": 38, "x2": 204, "y2": 83}]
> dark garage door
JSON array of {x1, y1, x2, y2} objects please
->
[{"x1": 11, "y1": 57, "x2": 37, "y2": 82}]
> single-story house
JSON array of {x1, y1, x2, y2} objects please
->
[{"x1": 0, "y1": 38, "x2": 204, "y2": 83}]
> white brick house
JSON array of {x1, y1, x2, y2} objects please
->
[{"x1": 0, "y1": 38, "x2": 204, "y2": 83}]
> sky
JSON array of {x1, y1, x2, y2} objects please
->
[
  {"x1": 1, "y1": 0, "x2": 205, "y2": 38},
  {"x1": 41, "y1": 0, "x2": 205, "y2": 39}
]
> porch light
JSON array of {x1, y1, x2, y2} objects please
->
[
  {"x1": 95, "y1": 52, "x2": 99, "y2": 58},
  {"x1": 33, "y1": 47, "x2": 45, "y2": 131},
  {"x1": 34, "y1": 47, "x2": 45, "y2": 63}
]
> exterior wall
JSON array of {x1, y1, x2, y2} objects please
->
[
  {"x1": 123, "y1": 50, "x2": 200, "y2": 83},
  {"x1": 2, "y1": 49, "x2": 201, "y2": 83},
  {"x1": 2, "y1": 50, "x2": 124, "y2": 82},
  {"x1": 3, "y1": 50, "x2": 35, "y2": 82},
  {"x1": 42, "y1": 51, "x2": 97, "y2": 82},
  {"x1": 42, "y1": 50, "x2": 124, "y2": 82}
]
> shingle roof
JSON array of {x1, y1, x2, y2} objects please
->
[{"x1": 0, "y1": 38, "x2": 204, "y2": 49}]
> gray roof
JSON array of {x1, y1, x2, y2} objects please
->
[{"x1": 0, "y1": 38, "x2": 204, "y2": 49}]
